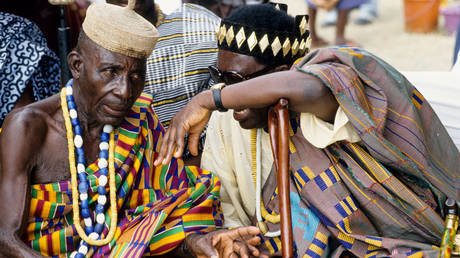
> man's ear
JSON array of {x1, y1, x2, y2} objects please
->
[
  {"x1": 67, "y1": 50, "x2": 83, "y2": 80},
  {"x1": 273, "y1": 64, "x2": 290, "y2": 72}
]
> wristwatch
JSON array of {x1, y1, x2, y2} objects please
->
[{"x1": 210, "y1": 82, "x2": 227, "y2": 112}]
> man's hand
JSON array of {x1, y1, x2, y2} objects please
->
[
  {"x1": 154, "y1": 91, "x2": 213, "y2": 166},
  {"x1": 186, "y1": 226, "x2": 268, "y2": 258}
]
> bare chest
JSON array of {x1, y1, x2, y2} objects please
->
[{"x1": 31, "y1": 133, "x2": 101, "y2": 185}]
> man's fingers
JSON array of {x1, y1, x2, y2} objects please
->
[
  {"x1": 162, "y1": 126, "x2": 178, "y2": 165},
  {"x1": 233, "y1": 240, "x2": 250, "y2": 258},
  {"x1": 211, "y1": 233, "x2": 234, "y2": 258},
  {"x1": 188, "y1": 132, "x2": 201, "y2": 156},
  {"x1": 191, "y1": 234, "x2": 219, "y2": 258},
  {"x1": 245, "y1": 236, "x2": 261, "y2": 246},
  {"x1": 222, "y1": 242, "x2": 235, "y2": 258},
  {"x1": 229, "y1": 253, "x2": 238, "y2": 258},
  {"x1": 247, "y1": 243, "x2": 260, "y2": 257},
  {"x1": 198, "y1": 244, "x2": 219, "y2": 258},
  {"x1": 229, "y1": 226, "x2": 261, "y2": 240},
  {"x1": 210, "y1": 227, "x2": 262, "y2": 258},
  {"x1": 154, "y1": 128, "x2": 172, "y2": 166},
  {"x1": 241, "y1": 235, "x2": 261, "y2": 257},
  {"x1": 173, "y1": 123, "x2": 187, "y2": 159},
  {"x1": 162, "y1": 146, "x2": 175, "y2": 165}
]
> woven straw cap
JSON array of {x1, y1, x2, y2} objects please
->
[{"x1": 82, "y1": 0, "x2": 159, "y2": 59}]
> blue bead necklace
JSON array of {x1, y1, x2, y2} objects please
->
[{"x1": 65, "y1": 80, "x2": 113, "y2": 258}]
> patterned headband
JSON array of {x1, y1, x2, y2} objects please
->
[{"x1": 216, "y1": 3, "x2": 311, "y2": 64}]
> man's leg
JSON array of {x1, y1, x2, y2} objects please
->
[
  {"x1": 335, "y1": 9, "x2": 352, "y2": 45},
  {"x1": 309, "y1": 7, "x2": 328, "y2": 47}
]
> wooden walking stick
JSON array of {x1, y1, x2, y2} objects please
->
[{"x1": 268, "y1": 98, "x2": 293, "y2": 258}]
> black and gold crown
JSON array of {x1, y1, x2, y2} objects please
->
[{"x1": 216, "y1": 3, "x2": 311, "y2": 65}]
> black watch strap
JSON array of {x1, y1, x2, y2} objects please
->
[{"x1": 212, "y1": 86, "x2": 228, "y2": 112}]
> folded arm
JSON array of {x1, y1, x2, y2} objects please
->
[
  {"x1": 219, "y1": 70, "x2": 338, "y2": 121},
  {"x1": 155, "y1": 69, "x2": 338, "y2": 166}
]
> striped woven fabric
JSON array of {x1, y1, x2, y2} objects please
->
[
  {"x1": 24, "y1": 93, "x2": 223, "y2": 257},
  {"x1": 144, "y1": 3, "x2": 220, "y2": 130},
  {"x1": 258, "y1": 47, "x2": 459, "y2": 257}
]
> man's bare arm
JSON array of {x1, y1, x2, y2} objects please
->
[
  {"x1": 0, "y1": 109, "x2": 47, "y2": 257},
  {"x1": 155, "y1": 69, "x2": 338, "y2": 165},
  {"x1": 218, "y1": 70, "x2": 338, "y2": 122}
]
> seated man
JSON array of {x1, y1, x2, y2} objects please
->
[
  {"x1": 0, "y1": 1, "x2": 259, "y2": 257},
  {"x1": 156, "y1": 4, "x2": 460, "y2": 257}
]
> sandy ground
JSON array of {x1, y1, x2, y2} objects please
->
[{"x1": 281, "y1": 0, "x2": 457, "y2": 71}]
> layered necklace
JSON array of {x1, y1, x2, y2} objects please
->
[
  {"x1": 60, "y1": 80, "x2": 118, "y2": 257},
  {"x1": 250, "y1": 129, "x2": 281, "y2": 238}
]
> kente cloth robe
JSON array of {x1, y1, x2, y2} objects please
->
[
  {"x1": 203, "y1": 47, "x2": 459, "y2": 257},
  {"x1": 24, "y1": 93, "x2": 223, "y2": 257}
]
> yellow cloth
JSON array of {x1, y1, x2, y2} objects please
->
[{"x1": 202, "y1": 107, "x2": 359, "y2": 227}]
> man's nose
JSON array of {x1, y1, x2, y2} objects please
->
[{"x1": 113, "y1": 75, "x2": 132, "y2": 100}]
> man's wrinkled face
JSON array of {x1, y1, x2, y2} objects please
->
[
  {"x1": 217, "y1": 50, "x2": 271, "y2": 129},
  {"x1": 75, "y1": 39, "x2": 146, "y2": 126}
]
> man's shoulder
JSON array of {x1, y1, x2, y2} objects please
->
[
  {"x1": 0, "y1": 98, "x2": 60, "y2": 164},
  {"x1": 157, "y1": 3, "x2": 220, "y2": 36},
  {"x1": 2, "y1": 95, "x2": 60, "y2": 138},
  {"x1": 297, "y1": 47, "x2": 372, "y2": 69},
  {"x1": 167, "y1": 3, "x2": 220, "y2": 22}
]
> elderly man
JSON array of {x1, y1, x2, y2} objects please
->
[
  {"x1": 0, "y1": 1, "x2": 260, "y2": 257},
  {"x1": 156, "y1": 4, "x2": 460, "y2": 257}
]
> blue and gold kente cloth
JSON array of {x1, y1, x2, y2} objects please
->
[{"x1": 257, "y1": 47, "x2": 459, "y2": 258}]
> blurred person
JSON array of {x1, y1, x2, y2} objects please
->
[
  {"x1": 184, "y1": 0, "x2": 246, "y2": 18},
  {"x1": 307, "y1": 0, "x2": 368, "y2": 46},
  {"x1": 156, "y1": 7, "x2": 459, "y2": 258},
  {"x1": 355, "y1": 0, "x2": 377, "y2": 24},
  {"x1": 1, "y1": 0, "x2": 95, "y2": 55},
  {"x1": 0, "y1": 12, "x2": 61, "y2": 127},
  {"x1": 322, "y1": 0, "x2": 378, "y2": 27},
  {"x1": 107, "y1": 0, "x2": 220, "y2": 165},
  {"x1": 321, "y1": 8, "x2": 338, "y2": 27}
]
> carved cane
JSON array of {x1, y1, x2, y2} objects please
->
[{"x1": 268, "y1": 98, "x2": 293, "y2": 258}]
